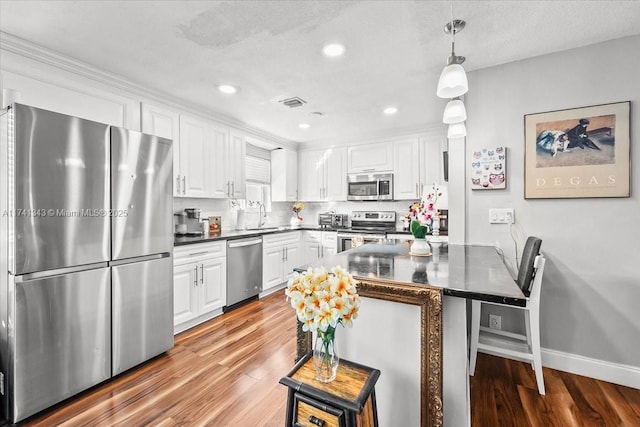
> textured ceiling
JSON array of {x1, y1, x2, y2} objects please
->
[{"x1": 1, "y1": 1, "x2": 639, "y2": 145}]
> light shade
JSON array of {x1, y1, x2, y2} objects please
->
[
  {"x1": 442, "y1": 99, "x2": 467, "y2": 124},
  {"x1": 437, "y1": 64, "x2": 469, "y2": 98},
  {"x1": 447, "y1": 122, "x2": 467, "y2": 139}
]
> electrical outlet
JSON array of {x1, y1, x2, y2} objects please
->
[
  {"x1": 489, "y1": 208, "x2": 515, "y2": 224},
  {"x1": 489, "y1": 314, "x2": 502, "y2": 330}
]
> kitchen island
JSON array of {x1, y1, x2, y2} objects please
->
[{"x1": 294, "y1": 241, "x2": 524, "y2": 427}]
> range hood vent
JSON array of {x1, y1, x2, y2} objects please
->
[{"x1": 279, "y1": 97, "x2": 307, "y2": 108}]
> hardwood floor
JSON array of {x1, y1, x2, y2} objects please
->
[{"x1": 9, "y1": 290, "x2": 640, "y2": 426}]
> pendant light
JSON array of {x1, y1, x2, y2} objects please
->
[
  {"x1": 436, "y1": 19, "x2": 468, "y2": 99},
  {"x1": 442, "y1": 98, "x2": 467, "y2": 124},
  {"x1": 447, "y1": 122, "x2": 467, "y2": 139}
]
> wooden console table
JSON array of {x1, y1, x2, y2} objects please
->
[{"x1": 280, "y1": 352, "x2": 381, "y2": 427}]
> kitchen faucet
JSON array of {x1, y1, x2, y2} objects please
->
[{"x1": 258, "y1": 202, "x2": 267, "y2": 228}]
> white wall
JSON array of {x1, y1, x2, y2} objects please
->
[{"x1": 465, "y1": 35, "x2": 640, "y2": 369}]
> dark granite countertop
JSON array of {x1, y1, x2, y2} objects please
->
[
  {"x1": 174, "y1": 226, "x2": 445, "y2": 246},
  {"x1": 295, "y1": 241, "x2": 525, "y2": 306}
]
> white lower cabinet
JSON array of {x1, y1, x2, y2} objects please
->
[
  {"x1": 303, "y1": 231, "x2": 337, "y2": 265},
  {"x1": 173, "y1": 242, "x2": 227, "y2": 334},
  {"x1": 262, "y1": 232, "x2": 301, "y2": 294}
]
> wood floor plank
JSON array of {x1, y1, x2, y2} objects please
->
[{"x1": 4, "y1": 290, "x2": 638, "y2": 427}]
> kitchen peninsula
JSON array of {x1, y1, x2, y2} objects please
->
[{"x1": 294, "y1": 241, "x2": 525, "y2": 427}]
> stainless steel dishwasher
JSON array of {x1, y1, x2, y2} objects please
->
[{"x1": 225, "y1": 236, "x2": 263, "y2": 311}]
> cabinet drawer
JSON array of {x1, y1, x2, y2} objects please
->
[
  {"x1": 264, "y1": 231, "x2": 301, "y2": 247},
  {"x1": 174, "y1": 241, "x2": 226, "y2": 264},
  {"x1": 294, "y1": 393, "x2": 344, "y2": 427}
]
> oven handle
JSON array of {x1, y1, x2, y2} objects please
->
[{"x1": 337, "y1": 233, "x2": 387, "y2": 240}]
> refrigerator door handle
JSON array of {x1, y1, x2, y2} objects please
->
[
  {"x1": 15, "y1": 262, "x2": 109, "y2": 282},
  {"x1": 109, "y1": 253, "x2": 170, "y2": 266}
]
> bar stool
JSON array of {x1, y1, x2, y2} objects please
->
[{"x1": 469, "y1": 237, "x2": 547, "y2": 395}]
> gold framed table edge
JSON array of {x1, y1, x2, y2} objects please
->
[{"x1": 296, "y1": 277, "x2": 444, "y2": 427}]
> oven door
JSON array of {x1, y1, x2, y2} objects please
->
[{"x1": 337, "y1": 233, "x2": 386, "y2": 252}]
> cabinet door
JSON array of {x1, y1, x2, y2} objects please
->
[
  {"x1": 325, "y1": 147, "x2": 347, "y2": 201},
  {"x1": 263, "y1": 245, "x2": 285, "y2": 291},
  {"x1": 228, "y1": 132, "x2": 246, "y2": 199},
  {"x1": 210, "y1": 124, "x2": 230, "y2": 198},
  {"x1": 322, "y1": 232, "x2": 338, "y2": 258},
  {"x1": 200, "y1": 257, "x2": 226, "y2": 314},
  {"x1": 298, "y1": 150, "x2": 323, "y2": 201},
  {"x1": 179, "y1": 115, "x2": 210, "y2": 198},
  {"x1": 283, "y1": 242, "x2": 301, "y2": 282},
  {"x1": 394, "y1": 139, "x2": 421, "y2": 200},
  {"x1": 421, "y1": 137, "x2": 444, "y2": 188},
  {"x1": 141, "y1": 103, "x2": 181, "y2": 197},
  {"x1": 173, "y1": 263, "x2": 199, "y2": 326},
  {"x1": 347, "y1": 142, "x2": 393, "y2": 173},
  {"x1": 271, "y1": 148, "x2": 298, "y2": 202}
]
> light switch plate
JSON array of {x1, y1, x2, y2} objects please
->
[{"x1": 489, "y1": 208, "x2": 514, "y2": 224}]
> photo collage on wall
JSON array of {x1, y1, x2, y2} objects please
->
[{"x1": 470, "y1": 146, "x2": 506, "y2": 190}]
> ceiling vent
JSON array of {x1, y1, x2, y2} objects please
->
[{"x1": 279, "y1": 97, "x2": 307, "y2": 108}]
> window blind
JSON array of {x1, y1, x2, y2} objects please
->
[{"x1": 246, "y1": 155, "x2": 271, "y2": 184}]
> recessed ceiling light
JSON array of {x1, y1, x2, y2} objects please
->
[
  {"x1": 217, "y1": 84, "x2": 238, "y2": 94},
  {"x1": 322, "y1": 43, "x2": 345, "y2": 57},
  {"x1": 383, "y1": 106, "x2": 398, "y2": 115},
  {"x1": 299, "y1": 123, "x2": 311, "y2": 129}
]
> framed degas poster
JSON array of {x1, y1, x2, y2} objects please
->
[{"x1": 524, "y1": 101, "x2": 630, "y2": 199}]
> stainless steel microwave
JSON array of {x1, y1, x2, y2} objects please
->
[{"x1": 347, "y1": 173, "x2": 393, "y2": 201}]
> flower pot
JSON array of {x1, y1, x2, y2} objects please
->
[{"x1": 410, "y1": 237, "x2": 431, "y2": 256}]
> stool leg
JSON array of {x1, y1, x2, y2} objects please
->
[
  {"x1": 469, "y1": 300, "x2": 481, "y2": 376},
  {"x1": 528, "y1": 308, "x2": 545, "y2": 395},
  {"x1": 524, "y1": 309, "x2": 534, "y2": 370}
]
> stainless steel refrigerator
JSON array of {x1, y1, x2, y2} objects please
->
[{"x1": 0, "y1": 104, "x2": 174, "y2": 423}]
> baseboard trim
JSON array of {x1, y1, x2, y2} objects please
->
[{"x1": 478, "y1": 334, "x2": 640, "y2": 389}]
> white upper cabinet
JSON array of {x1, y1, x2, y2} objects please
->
[
  {"x1": 227, "y1": 131, "x2": 246, "y2": 199},
  {"x1": 298, "y1": 147, "x2": 346, "y2": 202},
  {"x1": 179, "y1": 114, "x2": 211, "y2": 198},
  {"x1": 141, "y1": 103, "x2": 181, "y2": 197},
  {"x1": 393, "y1": 139, "x2": 422, "y2": 200},
  {"x1": 325, "y1": 147, "x2": 347, "y2": 201},
  {"x1": 347, "y1": 142, "x2": 393, "y2": 173},
  {"x1": 392, "y1": 136, "x2": 445, "y2": 200},
  {"x1": 209, "y1": 123, "x2": 230, "y2": 199},
  {"x1": 271, "y1": 148, "x2": 298, "y2": 202}
]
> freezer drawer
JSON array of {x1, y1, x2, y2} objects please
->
[
  {"x1": 111, "y1": 127, "x2": 173, "y2": 260},
  {"x1": 10, "y1": 267, "x2": 111, "y2": 422},
  {"x1": 112, "y1": 256, "x2": 174, "y2": 376}
]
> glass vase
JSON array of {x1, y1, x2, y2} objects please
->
[{"x1": 313, "y1": 326, "x2": 339, "y2": 383}]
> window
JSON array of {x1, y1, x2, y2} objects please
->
[{"x1": 245, "y1": 144, "x2": 271, "y2": 211}]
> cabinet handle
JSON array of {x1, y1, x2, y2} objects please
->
[
  {"x1": 285, "y1": 247, "x2": 288, "y2": 261},
  {"x1": 182, "y1": 176, "x2": 186, "y2": 194},
  {"x1": 176, "y1": 175, "x2": 181, "y2": 194},
  {"x1": 420, "y1": 183, "x2": 424, "y2": 197},
  {"x1": 194, "y1": 265, "x2": 198, "y2": 286},
  {"x1": 282, "y1": 248, "x2": 285, "y2": 261},
  {"x1": 308, "y1": 415, "x2": 326, "y2": 427},
  {"x1": 415, "y1": 183, "x2": 419, "y2": 198},
  {"x1": 226, "y1": 181, "x2": 230, "y2": 197},
  {"x1": 231, "y1": 181, "x2": 235, "y2": 196}
]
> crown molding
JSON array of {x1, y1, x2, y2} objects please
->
[
  {"x1": 0, "y1": 31, "x2": 297, "y2": 149},
  {"x1": 297, "y1": 122, "x2": 446, "y2": 151}
]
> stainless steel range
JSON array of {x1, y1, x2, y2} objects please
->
[{"x1": 336, "y1": 211, "x2": 396, "y2": 252}]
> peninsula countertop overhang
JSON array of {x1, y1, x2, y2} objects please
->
[{"x1": 294, "y1": 242, "x2": 526, "y2": 307}]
